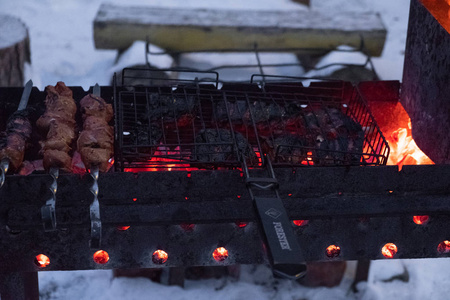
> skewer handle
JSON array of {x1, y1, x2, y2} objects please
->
[
  {"x1": 0, "y1": 158, "x2": 9, "y2": 189},
  {"x1": 41, "y1": 167, "x2": 59, "y2": 231},
  {"x1": 89, "y1": 166, "x2": 102, "y2": 249}
]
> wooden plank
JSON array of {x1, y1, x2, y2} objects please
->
[{"x1": 94, "y1": 4, "x2": 387, "y2": 57}]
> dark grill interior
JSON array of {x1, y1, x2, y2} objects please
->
[{"x1": 115, "y1": 70, "x2": 389, "y2": 171}]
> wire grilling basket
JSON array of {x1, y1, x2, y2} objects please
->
[{"x1": 114, "y1": 69, "x2": 389, "y2": 171}]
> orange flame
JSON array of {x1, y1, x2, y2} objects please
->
[
  {"x1": 326, "y1": 245, "x2": 341, "y2": 258},
  {"x1": 152, "y1": 250, "x2": 168, "y2": 264},
  {"x1": 35, "y1": 254, "x2": 50, "y2": 268},
  {"x1": 213, "y1": 247, "x2": 229, "y2": 261},
  {"x1": 381, "y1": 243, "x2": 398, "y2": 258},
  {"x1": 93, "y1": 250, "x2": 110, "y2": 264},
  {"x1": 387, "y1": 119, "x2": 434, "y2": 170}
]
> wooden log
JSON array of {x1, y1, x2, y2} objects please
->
[
  {"x1": 0, "y1": 14, "x2": 30, "y2": 87},
  {"x1": 94, "y1": 4, "x2": 386, "y2": 57}
]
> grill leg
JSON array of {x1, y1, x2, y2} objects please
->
[
  {"x1": 168, "y1": 267, "x2": 185, "y2": 287},
  {"x1": 352, "y1": 260, "x2": 371, "y2": 292},
  {"x1": 0, "y1": 271, "x2": 39, "y2": 300}
]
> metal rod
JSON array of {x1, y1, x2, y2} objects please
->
[
  {"x1": 41, "y1": 167, "x2": 59, "y2": 231},
  {"x1": 89, "y1": 166, "x2": 102, "y2": 249}
]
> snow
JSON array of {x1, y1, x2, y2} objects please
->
[{"x1": 1, "y1": 0, "x2": 449, "y2": 299}]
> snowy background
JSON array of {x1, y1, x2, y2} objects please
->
[{"x1": 2, "y1": 0, "x2": 450, "y2": 299}]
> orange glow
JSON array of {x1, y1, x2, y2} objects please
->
[
  {"x1": 213, "y1": 247, "x2": 229, "y2": 261},
  {"x1": 93, "y1": 250, "x2": 110, "y2": 264},
  {"x1": 117, "y1": 226, "x2": 130, "y2": 231},
  {"x1": 368, "y1": 100, "x2": 433, "y2": 170},
  {"x1": 133, "y1": 198, "x2": 137, "y2": 202},
  {"x1": 437, "y1": 240, "x2": 450, "y2": 254},
  {"x1": 152, "y1": 250, "x2": 168, "y2": 264},
  {"x1": 381, "y1": 243, "x2": 398, "y2": 258},
  {"x1": 235, "y1": 221, "x2": 248, "y2": 228},
  {"x1": 293, "y1": 220, "x2": 309, "y2": 226},
  {"x1": 387, "y1": 119, "x2": 434, "y2": 170},
  {"x1": 413, "y1": 215, "x2": 429, "y2": 225},
  {"x1": 124, "y1": 145, "x2": 193, "y2": 172},
  {"x1": 421, "y1": 0, "x2": 450, "y2": 34},
  {"x1": 326, "y1": 245, "x2": 341, "y2": 258},
  {"x1": 301, "y1": 151, "x2": 315, "y2": 166},
  {"x1": 35, "y1": 254, "x2": 50, "y2": 268},
  {"x1": 288, "y1": 193, "x2": 292, "y2": 197}
]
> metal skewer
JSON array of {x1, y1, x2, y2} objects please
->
[
  {"x1": 89, "y1": 83, "x2": 102, "y2": 248},
  {"x1": 41, "y1": 167, "x2": 59, "y2": 231},
  {"x1": 0, "y1": 79, "x2": 33, "y2": 189},
  {"x1": 89, "y1": 165, "x2": 101, "y2": 248}
]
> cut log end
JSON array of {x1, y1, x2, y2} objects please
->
[{"x1": 0, "y1": 14, "x2": 31, "y2": 87}]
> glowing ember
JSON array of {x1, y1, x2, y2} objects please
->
[
  {"x1": 93, "y1": 250, "x2": 110, "y2": 264},
  {"x1": 132, "y1": 198, "x2": 137, "y2": 202},
  {"x1": 152, "y1": 250, "x2": 168, "y2": 264},
  {"x1": 381, "y1": 243, "x2": 398, "y2": 259},
  {"x1": 437, "y1": 241, "x2": 450, "y2": 254},
  {"x1": 326, "y1": 245, "x2": 341, "y2": 258},
  {"x1": 35, "y1": 254, "x2": 50, "y2": 268},
  {"x1": 117, "y1": 226, "x2": 130, "y2": 231},
  {"x1": 301, "y1": 151, "x2": 314, "y2": 166},
  {"x1": 413, "y1": 215, "x2": 429, "y2": 225},
  {"x1": 124, "y1": 145, "x2": 192, "y2": 172},
  {"x1": 235, "y1": 221, "x2": 248, "y2": 228},
  {"x1": 213, "y1": 247, "x2": 229, "y2": 262},
  {"x1": 180, "y1": 223, "x2": 195, "y2": 231},
  {"x1": 293, "y1": 220, "x2": 309, "y2": 226}
]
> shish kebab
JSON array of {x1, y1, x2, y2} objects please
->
[
  {"x1": 0, "y1": 80, "x2": 33, "y2": 188},
  {"x1": 38, "y1": 82, "x2": 77, "y2": 231},
  {"x1": 77, "y1": 84, "x2": 114, "y2": 248}
]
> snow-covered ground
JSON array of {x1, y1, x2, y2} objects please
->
[{"x1": 2, "y1": 0, "x2": 450, "y2": 299}]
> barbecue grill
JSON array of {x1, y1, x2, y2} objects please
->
[{"x1": 1, "y1": 0, "x2": 450, "y2": 299}]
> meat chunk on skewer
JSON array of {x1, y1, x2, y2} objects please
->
[
  {"x1": 0, "y1": 110, "x2": 33, "y2": 171},
  {"x1": 77, "y1": 94, "x2": 114, "y2": 172},
  {"x1": 80, "y1": 94, "x2": 113, "y2": 122},
  {"x1": 37, "y1": 82, "x2": 77, "y2": 172}
]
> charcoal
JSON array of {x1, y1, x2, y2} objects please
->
[
  {"x1": 214, "y1": 100, "x2": 286, "y2": 125},
  {"x1": 262, "y1": 134, "x2": 308, "y2": 164},
  {"x1": 194, "y1": 128, "x2": 255, "y2": 163},
  {"x1": 128, "y1": 122, "x2": 162, "y2": 155},
  {"x1": 214, "y1": 100, "x2": 248, "y2": 123},
  {"x1": 249, "y1": 101, "x2": 286, "y2": 123},
  {"x1": 144, "y1": 93, "x2": 197, "y2": 124}
]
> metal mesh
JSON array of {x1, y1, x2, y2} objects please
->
[{"x1": 115, "y1": 70, "x2": 389, "y2": 171}]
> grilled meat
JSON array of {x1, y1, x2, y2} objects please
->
[
  {"x1": 0, "y1": 110, "x2": 32, "y2": 171},
  {"x1": 77, "y1": 94, "x2": 114, "y2": 172},
  {"x1": 43, "y1": 149, "x2": 72, "y2": 170},
  {"x1": 38, "y1": 82, "x2": 76, "y2": 172},
  {"x1": 80, "y1": 94, "x2": 113, "y2": 122}
]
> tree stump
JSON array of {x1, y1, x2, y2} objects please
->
[{"x1": 0, "y1": 14, "x2": 31, "y2": 87}]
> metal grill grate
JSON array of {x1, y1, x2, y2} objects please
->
[{"x1": 115, "y1": 70, "x2": 389, "y2": 171}]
